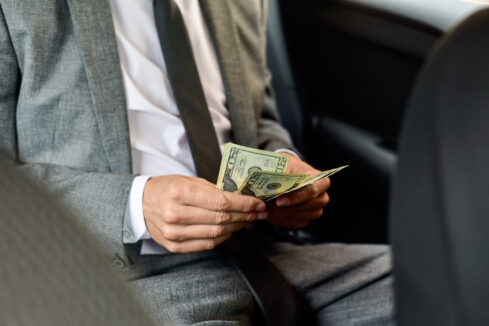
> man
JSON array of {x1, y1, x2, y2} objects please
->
[{"x1": 0, "y1": 0, "x2": 393, "y2": 324}]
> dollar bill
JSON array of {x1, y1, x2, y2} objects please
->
[
  {"x1": 216, "y1": 143, "x2": 289, "y2": 192},
  {"x1": 265, "y1": 165, "x2": 349, "y2": 200},
  {"x1": 237, "y1": 169, "x2": 310, "y2": 200}
]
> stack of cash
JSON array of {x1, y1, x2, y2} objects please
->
[{"x1": 216, "y1": 143, "x2": 347, "y2": 201}]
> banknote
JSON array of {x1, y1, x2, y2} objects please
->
[
  {"x1": 265, "y1": 165, "x2": 349, "y2": 200},
  {"x1": 237, "y1": 169, "x2": 310, "y2": 200},
  {"x1": 216, "y1": 143, "x2": 289, "y2": 192}
]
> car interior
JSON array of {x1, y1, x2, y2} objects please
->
[
  {"x1": 2, "y1": 0, "x2": 489, "y2": 324},
  {"x1": 267, "y1": 0, "x2": 487, "y2": 244},
  {"x1": 391, "y1": 7, "x2": 489, "y2": 326}
]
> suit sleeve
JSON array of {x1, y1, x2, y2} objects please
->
[
  {"x1": 257, "y1": 69, "x2": 301, "y2": 155},
  {"x1": 255, "y1": 0, "x2": 302, "y2": 157},
  {"x1": 0, "y1": 6, "x2": 139, "y2": 268}
]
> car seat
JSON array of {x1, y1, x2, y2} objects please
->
[{"x1": 391, "y1": 8, "x2": 489, "y2": 326}]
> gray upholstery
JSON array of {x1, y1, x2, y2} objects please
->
[
  {"x1": 391, "y1": 8, "x2": 489, "y2": 326},
  {"x1": 0, "y1": 158, "x2": 155, "y2": 326}
]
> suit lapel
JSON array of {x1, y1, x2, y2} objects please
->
[
  {"x1": 66, "y1": 0, "x2": 132, "y2": 173},
  {"x1": 199, "y1": 0, "x2": 258, "y2": 148}
]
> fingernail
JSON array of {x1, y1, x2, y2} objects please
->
[
  {"x1": 257, "y1": 211, "x2": 268, "y2": 220},
  {"x1": 276, "y1": 198, "x2": 290, "y2": 207},
  {"x1": 256, "y1": 203, "x2": 266, "y2": 211}
]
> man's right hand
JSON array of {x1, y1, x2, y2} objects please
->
[{"x1": 142, "y1": 175, "x2": 268, "y2": 253}]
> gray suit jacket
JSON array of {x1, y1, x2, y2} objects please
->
[{"x1": 0, "y1": 0, "x2": 294, "y2": 268}]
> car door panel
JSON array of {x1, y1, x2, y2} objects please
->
[{"x1": 269, "y1": 0, "x2": 485, "y2": 243}]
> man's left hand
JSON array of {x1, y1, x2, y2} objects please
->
[{"x1": 266, "y1": 153, "x2": 330, "y2": 228}]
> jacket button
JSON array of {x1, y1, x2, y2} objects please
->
[{"x1": 123, "y1": 230, "x2": 132, "y2": 240}]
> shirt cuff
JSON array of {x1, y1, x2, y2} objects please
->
[
  {"x1": 275, "y1": 148, "x2": 300, "y2": 159},
  {"x1": 123, "y1": 175, "x2": 151, "y2": 243}
]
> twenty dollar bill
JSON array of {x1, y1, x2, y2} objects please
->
[
  {"x1": 263, "y1": 165, "x2": 348, "y2": 200},
  {"x1": 238, "y1": 169, "x2": 310, "y2": 201},
  {"x1": 237, "y1": 166, "x2": 348, "y2": 200},
  {"x1": 216, "y1": 143, "x2": 289, "y2": 192},
  {"x1": 216, "y1": 143, "x2": 348, "y2": 200}
]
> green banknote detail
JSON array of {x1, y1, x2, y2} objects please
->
[
  {"x1": 216, "y1": 143, "x2": 289, "y2": 192},
  {"x1": 266, "y1": 165, "x2": 349, "y2": 200},
  {"x1": 215, "y1": 143, "x2": 348, "y2": 200},
  {"x1": 237, "y1": 169, "x2": 310, "y2": 200}
]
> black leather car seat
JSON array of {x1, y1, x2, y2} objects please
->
[{"x1": 391, "y1": 8, "x2": 489, "y2": 326}]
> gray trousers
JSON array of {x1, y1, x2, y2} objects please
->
[{"x1": 127, "y1": 243, "x2": 393, "y2": 325}]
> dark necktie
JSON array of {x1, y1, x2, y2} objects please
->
[
  {"x1": 153, "y1": 0, "x2": 221, "y2": 181},
  {"x1": 153, "y1": 1, "x2": 299, "y2": 325}
]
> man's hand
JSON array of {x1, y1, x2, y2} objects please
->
[
  {"x1": 143, "y1": 175, "x2": 267, "y2": 253},
  {"x1": 267, "y1": 153, "x2": 330, "y2": 228}
]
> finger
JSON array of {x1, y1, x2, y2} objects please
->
[
  {"x1": 160, "y1": 234, "x2": 232, "y2": 254},
  {"x1": 147, "y1": 219, "x2": 233, "y2": 253},
  {"x1": 157, "y1": 222, "x2": 248, "y2": 242},
  {"x1": 180, "y1": 184, "x2": 266, "y2": 213},
  {"x1": 268, "y1": 219, "x2": 310, "y2": 229},
  {"x1": 162, "y1": 204, "x2": 268, "y2": 225},
  {"x1": 269, "y1": 192, "x2": 329, "y2": 211},
  {"x1": 275, "y1": 177, "x2": 331, "y2": 207},
  {"x1": 268, "y1": 208, "x2": 324, "y2": 222},
  {"x1": 268, "y1": 216, "x2": 319, "y2": 228}
]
